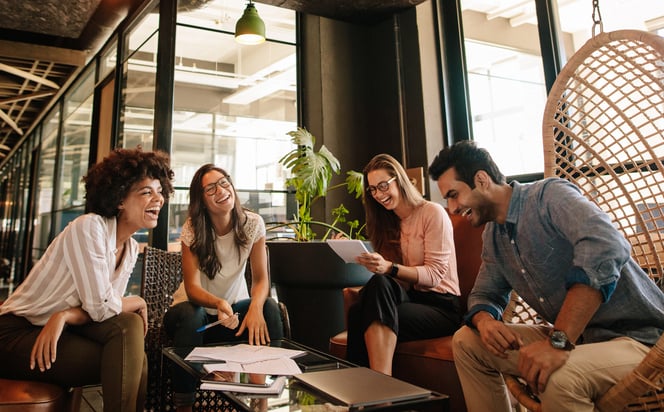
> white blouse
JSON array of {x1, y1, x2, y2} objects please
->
[
  {"x1": 174, "y1": 210, "x2": 265, "y2": 315},
  {"x1": 0, "y1": 214, "x2": 138, "y2": 325}
]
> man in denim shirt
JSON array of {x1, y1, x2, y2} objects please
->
[{"x1": 429, "y1": 141, "x2": 664, "y2": 412}]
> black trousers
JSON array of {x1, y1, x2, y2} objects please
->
[{"x1": 346, "y1": 274, "x2": 462, "y2": 367}]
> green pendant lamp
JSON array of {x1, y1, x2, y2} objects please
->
[{"x1": 235, "y1": 1, "x2": 266, "y2": 45}]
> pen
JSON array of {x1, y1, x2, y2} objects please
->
[
  {"x1": 196, "y1": 319, "x2": 223, "y2": 333},
  {"x1": 196, "y1": 312, "x2": 240, "y2": 333}
]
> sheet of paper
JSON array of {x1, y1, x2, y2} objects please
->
[
  {"x1": 204, "y1": 357, "x2": 302, "y2": 376},
  {"x1": 200, "y1": 375, "x2": 287, "y2": 395},
  {"x1": 185, "y1": 344, "x2": 306, "y2": 362},
  {"x1": 326, "y1": 239, "x2": 371, "y2": 263}
]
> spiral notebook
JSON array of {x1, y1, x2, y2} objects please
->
[{"x1": 292, "y1": 367, "x2": 431, "y2": 407}]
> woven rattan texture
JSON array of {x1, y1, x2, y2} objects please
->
[
  {"x1": 141, "y1": 246, "x2": 183, "y2": 411},
  {"x1": 542, "y1": 30, "x2": 664, "y2": 290},
  {"x1": 510, "y1": 29, "x2": 664, "y2": 412},
  {"x1": 597, "y1": 333, "x2": 664, "y2": 412},
  {"x1": 140, "y1": 245, "x2": 291, "y2": 411}
]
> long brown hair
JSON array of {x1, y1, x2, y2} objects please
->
[
  {"x1": 363, "y1": 154, "x2": 425, "y2": 263},
  {"x1": 188, "y1": 164, "x2": 249, "y2": 280}
]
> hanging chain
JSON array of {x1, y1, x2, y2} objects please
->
[{"x1": 592, "y1": 0, "x2": 604, "y2": 37}]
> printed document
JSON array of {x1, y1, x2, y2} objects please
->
[{"x1": 326, "y1": 239, "x2": 371, "y2": 263}]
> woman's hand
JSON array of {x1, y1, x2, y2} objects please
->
[
  {"x1": 122, "y1": 295, "x2": 148, "y2": 335},
  {"x1": 29, "y1": 307, "x2": 90, "y2": 371},
  {"x1": 356, "y1": 252, "x2": 389, "y2": 274},
  {"x1": 215, "y1": 298, "x2": 234, "y2": 319},
  {"x1": 237, "y1": 303, "x2": 269, "y2": 345},
  {"x1": 30, "y1": 311, "x2": 67, "y2": 371}
]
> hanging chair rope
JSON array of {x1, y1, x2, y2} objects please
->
[{"x1": 592, "y1": 0, "x2": 604, "y2": 37}]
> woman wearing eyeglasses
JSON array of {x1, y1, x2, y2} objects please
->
[
  {"x1": 163, "y1": 164, "x2": 283, "y2": 412},
  {"x1": 346, "y1": 153, "x2": 462, "y2": 375}
]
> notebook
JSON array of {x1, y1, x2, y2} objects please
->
[{"x1": 292, "y1": 367, "x2": 431, "y2": 407}]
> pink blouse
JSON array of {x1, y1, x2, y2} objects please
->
[{"x1": 400, "y1": 201, "x2": 459, "y2": 295}]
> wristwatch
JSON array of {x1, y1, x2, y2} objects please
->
[
  {"x1": 549, "y1": 329, "x2": 575, "y2": 350},
  {"x1": 389, "y1": 263, "x2": 399, "y2": 278}
]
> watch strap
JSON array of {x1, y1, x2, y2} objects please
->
[{"x1": 389, "y1": 263, "x2": 399, "y2": 278}]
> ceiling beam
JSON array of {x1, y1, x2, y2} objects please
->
[
  {"x1": 0, "y1": 90, "x2": 57, "y2": 105},
  {"x1": 0, "y1": 39, "x2": 86, "y2": 67},
  {"x1": 0, "y1": 109, "x2": 24, "y2": 136},
  {"x1": 0, "y1": 62, "x2": 61, "y2": 89}
]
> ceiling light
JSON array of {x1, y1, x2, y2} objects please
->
[{"x1": 235, "y1": 1, "x2": 266, "y2": 45}]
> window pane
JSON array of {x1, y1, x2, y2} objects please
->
[
  {"x1": 32, "y1": 109, "x2": 60, "y2": 259},
  {"x1": 170, "y1": 3, "x2": 297, "y2": 247},
  {"x1": 461, "y1": 1, "x2": 547, "y2": 176},
  {"x1": 99, "y1": 37, "x2": 118, "y2": 80},
  {"x1": 122, "y1": 10, "x2": 159, "y2": 149},
  {"x1": 57, "y1": 66, "x2": 94, "y2": 210}
]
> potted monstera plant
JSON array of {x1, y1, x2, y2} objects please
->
[
  {"x1": 267, "y1": 127, "x2": 373, "y2": 352},
  {"x1": 269, "y1": 127, "x2": 365, "y2": 240}
]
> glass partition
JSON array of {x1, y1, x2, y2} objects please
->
[
  {"x1": 121, "y1": 1, "x2": 298, "y2": 249},
  {"x1": 122, "y1": 8, "x2": 160, "y2": 150},
  {"x1": 32, "y1": 109, "x2": 60, "y2": 259}
]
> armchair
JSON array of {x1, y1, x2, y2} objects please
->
[{"x1": 329, "y1": 209, "x2": 485, "y2": 412}]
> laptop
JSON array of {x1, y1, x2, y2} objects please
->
[{"x1": 292, "y1": 367, "x2": 431, "y2": 408}]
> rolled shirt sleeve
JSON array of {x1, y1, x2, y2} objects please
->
[{"x1": 61, "y1": 215, "x2": 126, "y2": 321}]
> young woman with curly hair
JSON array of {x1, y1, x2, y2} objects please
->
[
  {"x1": 164, "y1": 164, "x2": 283, "y2": 412},
  {"x1": 346, "y1": 153, "x2": 462, "y2": 375},
  {"x1": 0, "y1": 147, "x2": 174, "y2": 412}
]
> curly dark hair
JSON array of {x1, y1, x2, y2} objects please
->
[
  {"x1": 428, "y1": 140, "x2": 505, "y2": 187},
  {"x1": 83, "y1": 147, "x2": 174, "y2": 217},
  {"x1": 188, "y1": 164, "x2": 249, "y2": 280}
]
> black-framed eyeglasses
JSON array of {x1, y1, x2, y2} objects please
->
[
  {"x1": 366, "y1": 176, "x2": 396, "y2": 195},
  {"x1": 204, "y1": 177, "x2": 231, "y2": 196}
]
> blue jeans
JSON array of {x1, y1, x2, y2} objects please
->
[{"x1": 163, "y1": 298, "x2": 283, "y2": 406}]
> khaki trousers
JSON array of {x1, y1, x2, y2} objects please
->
[{"x1": 452, "y1": 324, "x2": 650, "y2": 412}]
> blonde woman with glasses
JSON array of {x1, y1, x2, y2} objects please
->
[
  {"x1": 164, "y1": 164, "x2": 283, "y2": 412},
  {"x1": 346, "y1": 153, "x2": 462, "y2": 375}
]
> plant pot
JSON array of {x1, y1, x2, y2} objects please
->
[{"x1": 267, "y1": 241, "x2": 372, "y2": 352}]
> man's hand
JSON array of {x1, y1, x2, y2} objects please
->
[
  {"x1": 518, "y1": 339, "x2": 570, "y2": 394},
  {"x1": 476, "y1": 316, "x2": 523, "y2": 358}
]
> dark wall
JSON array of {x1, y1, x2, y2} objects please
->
[{"x1": 300, "y1": 7, "x2": 429, "y2": 225}]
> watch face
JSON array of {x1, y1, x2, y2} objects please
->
[{"x1": 550, "y1": 330, "x2": 568, "y2": 349}]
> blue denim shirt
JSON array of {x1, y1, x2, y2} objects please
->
[{"x1": 466, "y1": 178, "x2": 664, "y2": 346}]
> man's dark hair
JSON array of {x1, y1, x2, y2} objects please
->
[
  {"x1": 428, "y1": 140, "x2": 505, "y2": 188},
  {"x1": 83, "y1": 147, "x2": 174, "y2": 217}
]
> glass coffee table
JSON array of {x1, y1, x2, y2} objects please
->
[{"x1": 163, "y1": 339, "x2": 449, "y2": 411}]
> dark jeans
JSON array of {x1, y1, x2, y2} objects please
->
[
  {"x1": 163, "y1": 297, "x2": 283, "y2": 407},
  {"x1": 346, "y1": 274, "x2": 462, "y2": 367},
  {"x1": 0, "y1": 312, "x2": 147, "y2": 412}
]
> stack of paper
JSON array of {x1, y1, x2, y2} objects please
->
[{"x1": 185, "y1": 344, "x2": 306, "y2": 395}]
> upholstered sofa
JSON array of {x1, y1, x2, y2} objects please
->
[{"x1": 329, "y1": 210, "x2": 485, "y2": 412}]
